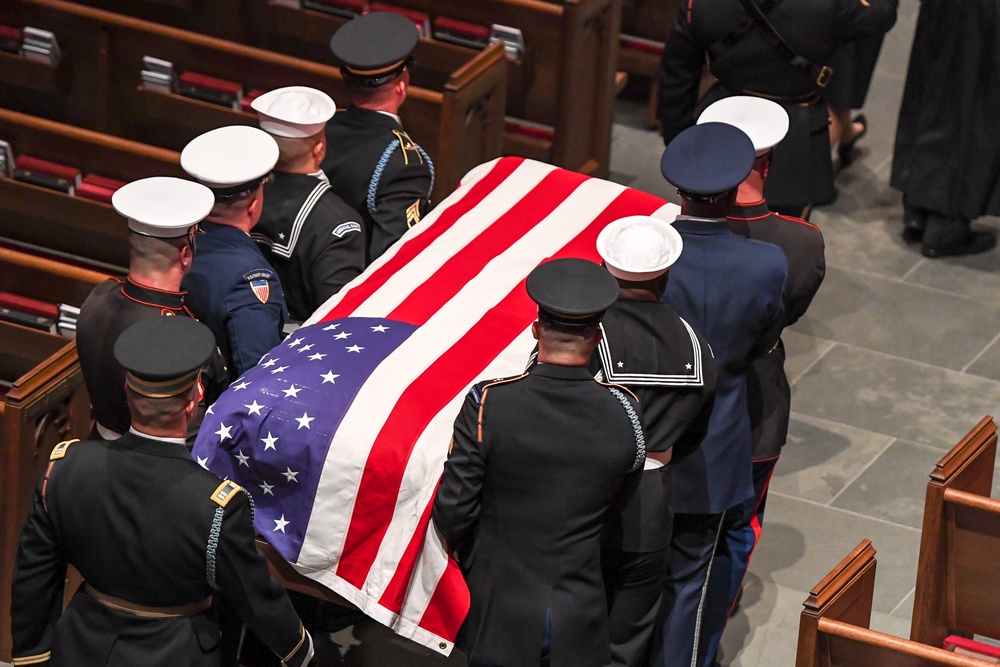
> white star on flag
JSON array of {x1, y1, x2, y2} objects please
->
[
  {"x1": 197, "y1": 456, "x2": 209, "y2": 469},
  {"x1": 322, "y1": 323, "x2": 340, "y2": 331},
  {"x1": 321, "y1": 371, "x2": 339, "y2": 384},
  {"x1": 206, "y1": 404, "x2": 214, "y2": 415},
  {"x1": 261, "y1": 432, "x2": 278, "y2": 451},
  {"x1": 282, "y1": 467, "x2": 300, "y2": 483},
  {"x1": 333, "y1": 331, "x2": 352, "y2": 340},
  {"x1": 346, "y1": 345, "x2": 364, "y2": 353},
  {"x1": 232, "y1": 380, "x2": 250, "y2": 391},
  {"x1": 271, "y1": 366, "x2": 288, "y2": 374},
  {"x1": 235, "y1": 451, "x2": 250, "y2": 466},
  {"x1": 371, "y1": 324, "x2": 389, "y2": 332},
  {"x1": 273, "y1": 515, "x2": 289, "y2": 532},
  {"x1": 297, "y1": 344, "x2": 315, "y2": 353},
  {"x1": 288, "y1": 338, "x2": 303, "y2": 347},
  {"x1": 215, "y1": 423, "x2": 232, "y2": 442},
  {"x1": 296, "y1": 412, "x2": 314, "y2": 429},
  {"x1": 283, "y1": 385, "x2": 302, "y2": 398},
  {"x1": 262, "y1": 358, "x2": 278, "y2": 368},
  {"x1": 245, "y1": 400, "x2": 264, "y2": 416},
  {"x1": 259, "y1": 480, "x2": 274, "y2": 496},
  {"x1": 308, "y1": 353, "x2": 327, "y2": 361}
]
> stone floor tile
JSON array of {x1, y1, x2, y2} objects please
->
[
  {"x1": 830, "y1": 439, "x2": 942, "y2": 529},
  {"x1": 609, "y1": 123, "x2": 675, "y2": 201},
  {"x1": 891, "y1": 588, "x2": 915, "y2": 621},
  {"x1": 718, "y1": 577, "x2": 807, "y2": 667},
  {"x1": 797, "y1": 266, "x2": 1000, "y2": 369},
  {"x1": 771, "y1": 414, "x2": 896, "y2": 505},
  {"x1": 903, "y1": 218, "x2": 1000, "y2": 304},
  {"x1": 791, "y1": 344, "x2": 1000, "y2": 449},
  {"x1": 750, "y1": 494, "x2": 919, "y2": 614},
  {"x1": 781, "y1": 330, "x2": 835, "y2": 386}
]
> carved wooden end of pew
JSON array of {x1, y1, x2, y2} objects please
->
[
  {"x1": 0, "y1": 323, "x2": 92, "y2": 661},
  {"x1": 912, "y1": 416, "x2": 1000, "y2": 649}
]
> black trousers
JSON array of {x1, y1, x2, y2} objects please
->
[{"x1": 603, "y1": 548, "x2": 669, "y2": 667}]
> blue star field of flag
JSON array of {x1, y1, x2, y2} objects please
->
[{"x1": 192, "y1": 317, "x2": 417, "y2": 562}]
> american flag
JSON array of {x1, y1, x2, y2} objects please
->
[{"x1": 191, "y1": 157, "x2": 680, "y2": 654}]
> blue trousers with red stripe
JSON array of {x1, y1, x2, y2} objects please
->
[{"x1": 702, "y1": 456, "x2": 779, "y2": 663}]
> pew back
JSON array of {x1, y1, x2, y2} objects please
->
[{"x1": 0, "y1": 244, "x2": 118, "y2": 308}]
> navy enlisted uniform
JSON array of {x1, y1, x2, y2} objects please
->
[
  {"x1": 653, "y1": 124, "x2": 787, "y2": 667},
  {"x1": 11, "y1": 317, "x2": 313, "y2": 667},
  {"x1": 434, "y1": 259, "x2": 646, "y2": 667},
  {"x1": 590, "y1": 217, "x2": 718, "y2": 667},
  {"x1": 180, "y1": 126, "x2": 288, "y2": 382},
  {"x1": 322, "y1": 12, "x2": 433, "y2": 264},
  {"x1": 251, "y1": 86, "x2": 366, "y2": 321},
  {"x1": 76, "y1": 177, "x2": 227, "y2": 441},
  {"x1": 695, "y1": 97, "x2": 825, "y2": 655},
  {"x1": 657, "y1": 0, "x2": 897, "y2": 217}
]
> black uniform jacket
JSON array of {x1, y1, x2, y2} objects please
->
[
  {"x1": 729, "y1": 202, "x2": 826, "y2": 460},
  {"x1": 321, "y1": 106, "x2": 433, "y2": 264},
  {"x1": 182, "y1": 222, "x2": 287, "y2": 383},
  {"x1": 433, "y1": 364, "x2": 645, "y2": 667},
  {"x1": 589, "y1": 299, "x2": 717, "y2": 553},
  {"x1": 254, "y1": 171, "x2": 366, "y2": 321},
  {"x1": 658, "y1": 0, "x2": 897, "y2": 209},
  {"x1": 11, "y1": 431, "x2": 311, "y2": 667},
  {"x1": 75, "y1": 277, "x2": 228, "y2": 437}
]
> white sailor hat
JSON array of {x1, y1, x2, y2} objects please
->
[
  {"x1": 112, "y1": 176, "x2": 214, "y2": 238},
  {"x1": 180, "y1": 126, "x2": 279, "y2": 197},
  {"x1": 252, "y1": 86, "x2": 337, "y2": 138},
  {"x1": 597, "y1": 215, "x2": 684, "y2": 281},
  {"x1": 697, "y1": 96, "x2": 789, "y2": 156}
]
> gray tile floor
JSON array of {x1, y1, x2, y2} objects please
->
[{"x1": 612, "y1": 1, "x2": 1000, "y2": 664}]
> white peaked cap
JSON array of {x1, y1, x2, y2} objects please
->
[
  {"x1": 112, "y1": 177, "x2": 214, "y2": 238},
  {"x1": 252, "y1": 86, "x2": 337, "y2": 138},
  {"x1": 697, "y1": 96, "x2": 789, "y2": 156},
  {"x1": 597, "y1": 215, "x2": 684, "y2": 281},
  {"x1": 180, "y1": 126, "x2": 279, "y2": 189}
]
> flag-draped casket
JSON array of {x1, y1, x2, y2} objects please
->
[{"x1": 192, "y1": 157, "x2": 680, "y2": 654}]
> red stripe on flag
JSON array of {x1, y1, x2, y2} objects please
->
[
  {"x1": 321, "y1": 158, "x2": 526, "y2": 322},
  {"x1": 376, "y1": 485, "x2": 437, "y2": 607},
  {"x1": 335, "y1": 186, "x2": 667, "y2": 600},
  {"x1": 389, "y1": 168, "x2": 590, "y2": 325},
  {"x1": 418, "y1": 554, "x2": 471, "y2": 643}
]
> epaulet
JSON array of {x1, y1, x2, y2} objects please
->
[
  {"x1": 50, "y1": 439, "x2": 79, "y2": 460},
  {"x1": 391, "y1": 129, "x2": 425, "y2": 166},
  {"x1": 210, "y1": 480, "x2": 243, "y2": 507},
  {"x1": 595, "y1": 379, "x2": 639, "y2": 404}
]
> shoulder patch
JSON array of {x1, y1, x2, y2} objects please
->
[
  {"x1": 468, "y1": 385, "x2": 483, "y2": 406},
  {"x1": 211, "y1": 480, "x2": 243, "y2": 507},
  {"x1": 243, "y1": 270, "x2": 272, "y2": 304},
  {"x1": 332, "y1": 221, "x2": 362, "y2": 238},
  {"x1": 50, "y1": 439, "x2": 79, "y2": 460},
  {"x1": 243, "y1": 269, "x2": 274, "y2": 282}
]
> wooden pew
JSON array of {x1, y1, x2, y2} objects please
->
[
  {"x1": 796, "y1": 540, "x2": 997, "y2": 667},
  {"x1": 0, "y1": 0, "x2": 507, "y2": 204},
  {"x1": 0, "y1": 322, "x2": 92, "y2": 661},
  {"x1": 0, "y1": 243, "x2": 118, "y2": 309},
  {"x1": 911, "y1": 416, "x2": 1000, "y2": 649},
  {"x1": 0, "y1": 106, "x2": 182, "y2": 269},
  {"x1": 58, "y1": 0, "x2": 618, "y2": 178}
]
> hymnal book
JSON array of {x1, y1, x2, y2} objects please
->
[
  {"x1": 944, "y1": 636, "x2": 1000, "y2": 664},
  {"x1": 302, "y1": 0, "x2": 366, "y2": 18},
  {"x1": 368, "y1": 3, "x2": 431, "y2": 38},
  {"x1": 241, "y1": 88, "x2": 266, "y2": 113},
  {"x1": 0, "y1": 24, "x2": 22, "y2": 54},
  {"x1": 504, "y1": 117, "x2": 555, "y2": 142},
  {"x1": 433, "y1": 17, "x2": 490, "y2": 50},
  {"x1": 0, "y1": 306, "x2": 57, "y2": 333},
  {"x1": 82, "y1": 173, "x2": 126, "y2": 191},
  {"x1": 619, "y1": 34, "x2": 664, "y2": 56},
  {"x1": 179, "y1": 70, "x2": 243, "y2": 110},
  {"x1": 20, "y1": 26, "x2": 60, "y2": 65},
  {"x1": 141, "y1": 55, "x2": 177, "y2": 94},
  {"x1": 14, "y1": 167, "x2": 75, "y2": 195},
  {"x1": 16, "y1": 155, "x2": 82, "y2": 186},
  {"x1": 490, "y1": 24, "x2": 525, "y2": 61},
  {"x1": 76, "y1": 181, "x2": 115, "y2": 204},
  {"x1": 0, "y1": 140, "x2": 13, "y2": 178},
  {"x1": 0, "y1": 291, "x2": 60, "y2": 319}
]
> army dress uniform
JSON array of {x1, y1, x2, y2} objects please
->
[
  {"x1": 434, "y1": 259, "x2": 646, "y2": 667},
  {"x1": 75, "y1": 177, "x2": 226, "y2": 440},
  {"x1": 657, "y1": 0, "x2": 897, "y2": 214},
  {"x1": 590, "y1": 217, "x2": 718, "y2": 667},
  {"x1": 323, "y1": 13, "x2": 433, "y2": 264},
  {"x1": 11, "y1": 318, "x2": 312, "y2": 667},
  {"x1": 180, "y1": 126, "x2": 288, "y2": 381}
]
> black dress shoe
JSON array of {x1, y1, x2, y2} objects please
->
[
  {"x1": 921, "y1": 215, "x2": 997, "y2": 258},
  {"x1": 902, "y1": 197, "x2": 928, "y2": 243}
]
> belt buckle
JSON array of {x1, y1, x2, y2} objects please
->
[{"x1": 816, "y1": 66, "x2": 833, "y2": 88}]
